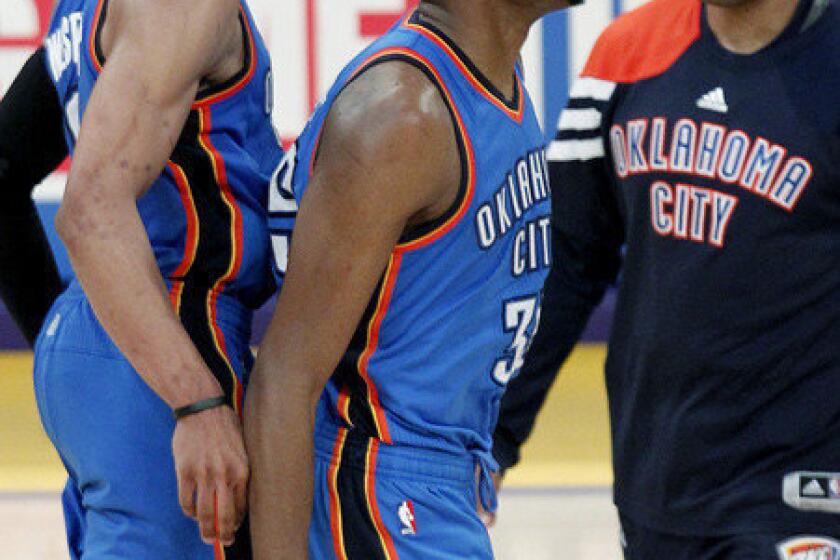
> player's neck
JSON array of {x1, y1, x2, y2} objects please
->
[
  {"x1": 705, "y1": 0, "x2": 801, "y2": 54},
  {"x1": 418, "y1": 2, "x2": 539, "y2": 101}
]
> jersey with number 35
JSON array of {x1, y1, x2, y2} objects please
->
[{"x1": 269, "y1": 14, "x2": 551, "y2": 464}]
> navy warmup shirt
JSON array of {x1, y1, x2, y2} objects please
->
[{"x1": 494, "y1": 0, "x2": 840, "y2": 536}]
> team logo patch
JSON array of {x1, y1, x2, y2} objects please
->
[
  {"x1": 398, "y1": 500, "x2": 417, "y2": 536},
  {"x1": 783, "y1": 472, "x2": 840, "y2": 514},
  {"x1": 777, "y1": 536, "x2": 840, "y2": 560}
]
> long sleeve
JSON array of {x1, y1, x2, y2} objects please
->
[
  {"x1": 493, "y1": 77, "x2": 625, "y2": 471},
  {"x1": 0, "y1": 48, "x2": 68, "y2": 346}
]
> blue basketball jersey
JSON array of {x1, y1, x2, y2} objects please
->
[
  {"x1": 269, "y1": 13, "x2": 551, "y2": 479},
  {"x1": 44, "y1": 0, "x2": 85, "y2": 150},
  {"x1": 45, "y1": 0, "x2": 281, "y2": 411},
  {"x1": 56, "y1": 0, "x2": 278, "y2": 309}
]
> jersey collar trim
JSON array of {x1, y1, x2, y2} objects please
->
[{"x1": 403, "y1": 11, "x2": 525, "y2": 124}]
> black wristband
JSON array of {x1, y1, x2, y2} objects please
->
[{"x1": 172, "y1": 396, "x2": 229, "y2": 420}]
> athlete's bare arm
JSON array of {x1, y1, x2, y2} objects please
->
[
  {"x1": 55, "y1": 0, "x2": 247, "y2": 546},
  {"x1": 245, "y1": 62, "x2": 461, "y2": 559}
]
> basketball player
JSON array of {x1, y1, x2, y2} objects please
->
[
  {"x1": 493, "y1": 0, "x2": 840, "y2": 558},
  {"x1": 0, "y1": 13, "x2": 76, "y2": 346},
  {"x1": 32, "y1": 0, "x2": 280, "y2": 556},
  {"x1": 244, "y1": 1, "x2": 579, "y2": 558}
]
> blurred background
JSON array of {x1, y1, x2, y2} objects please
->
[{"x1": 0, "y1": 1, "x2": 644, "y2": 557}]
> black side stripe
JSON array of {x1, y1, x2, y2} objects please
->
[
  {"x1": 335, "y1": 433, "x2": 389, "y2": 560},
  {"x1": 334, "y1": 274, "x2": 388, "y2": 439},
  {"x1": 169, "y1": 109, "x2": 240, "y2": 408}
]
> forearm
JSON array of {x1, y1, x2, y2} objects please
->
[
  {"x1": 58, "y1": 196, "x2": 221, "y2": 408},
  {"x1": 246, "y1": 359, "x2": 316, "y2": 559}
]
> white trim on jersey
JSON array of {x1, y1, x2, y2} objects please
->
[
  {"x1": 558, "y1": 108, "x2": 602, "y2": 131},
  {"x1": 569, "y1": 77, "x2": 616, "y2": 101},
  {"x1": 547, "y1": 138, "x2": 605, "y2": 162}
]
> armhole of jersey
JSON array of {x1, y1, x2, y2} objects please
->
[
  {"x1": 380, "y1": 54, "x2": 470, "y2": 248},
  {"x1": 88, "y1": 2, "x2": 257, "y2": 106},
  {"x1": 89, "y1": 0, "x2": 107, "y2": 72},
  {"x1": 193, "y1": 8, "x2": 258, "y2": 106},
  {"x1": 308, "y1": 49, "x2": 475, "y2": 253}
]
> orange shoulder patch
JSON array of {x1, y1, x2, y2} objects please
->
[{"x1": 582, "y1": 0, "x2": 702, "y2": 84}]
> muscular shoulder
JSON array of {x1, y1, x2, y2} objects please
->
[
  {"x1": 326, "y1": 61, "x2": 455, "y2": 161},
  {"x1": 106, "y1": 0, "x2": 240, "y2": 32},
  {"x1": 582, "y1": 0, "x2": 702, "y2": 83},
  {"x1": 101, "y1": 0, "x2": 241, "y2": 66},
  {"x1": 318, "y1": 60, "x2": 459, "y2": 195},
  {"x1": 309, "y1": 60, "x2": 461, "y2": 226}
]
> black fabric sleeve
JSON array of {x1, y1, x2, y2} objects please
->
[
  {"x1": 0, "y1": 47, "x2": 67, "y2": 346},
  {"x1": 492, "y1": 87, "x2": 625, "y2": 471}
]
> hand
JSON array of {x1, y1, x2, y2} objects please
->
[
  {"x1": 172, "y1": 404, "x2": 249, "y2": 546},
  {"x1": 477, "y1": 469, "x2": 504, "y2": 528}
]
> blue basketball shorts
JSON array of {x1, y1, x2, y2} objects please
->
[
  {"x1": 309, "y1": 424, "x2": 494, "y2": 559},
  {"x1": 33, "y1": 288, "x2": 253, "y2": 559}
]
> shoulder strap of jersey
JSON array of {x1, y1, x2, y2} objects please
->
[
  {"x1": 336, "y1": 44, "x2": 477, "y2": 251},
  {"x1": 400, "y1": 12, "x2": 525, "y2": 123}
]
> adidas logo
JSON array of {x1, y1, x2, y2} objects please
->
[
  {"x1": 802, "y1": 478, "x2": 826, "y2": 497},
  {"x1": 697, "y1": 87, "x2": 729, "y2": 113}
]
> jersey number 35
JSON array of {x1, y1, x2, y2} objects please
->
[{"x1": 492, "y1": 294, "x2": 542, "y2": 386}]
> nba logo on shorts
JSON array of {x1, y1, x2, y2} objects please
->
[
  {"x1": 398, "y1": 500, "x2": 417, "y2": 536},
  {"x1": 777, "y1": 536, "x2": 840, "y2": 560}
]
